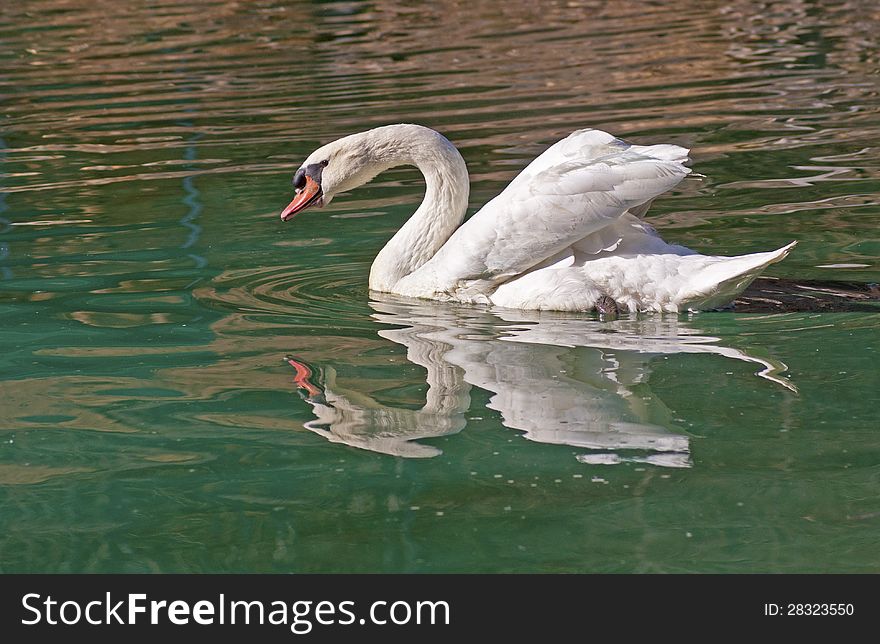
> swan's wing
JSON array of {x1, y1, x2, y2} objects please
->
[{"x1": 409, "y1": 129, "x2": 691, "y2": 295}]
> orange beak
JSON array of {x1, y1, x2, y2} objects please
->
[{"x1": 280, "y1": 175, "x2": 322, "y2": 221}]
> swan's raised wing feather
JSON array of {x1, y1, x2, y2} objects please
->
[{"x1": 407, "y1": 129, "x2": 691, "y2": 296}]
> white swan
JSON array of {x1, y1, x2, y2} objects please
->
[{"x1": 280, "y1": 124, "x2": 795, "y2": 312}]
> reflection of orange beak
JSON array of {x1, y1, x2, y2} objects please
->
[
  {"x1": 280, "y1": 176, "x2": 322, "y2": 221},
  {"x1": 285, "y1": 355, "x2": 323, "y2": 399}
]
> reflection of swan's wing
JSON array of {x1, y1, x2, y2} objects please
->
[
  {"x1": 413, "y1": 130, "x2": 690, "y2": 294},
  {"x1": 443, "y1": 338, "x2": 690, "y2": 455},
  {"x1": 494, "y1": 313, "x2": 796, "y2": 392}
]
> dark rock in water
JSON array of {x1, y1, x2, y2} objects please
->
[
  {"x1": 595, "y1": 295, "x2": 619, "y2": 317},
  {"x1": 733, "y1": 278, "x2": 880, "y2": 313}
]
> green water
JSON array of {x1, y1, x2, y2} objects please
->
[{"x1": 1, "y1": 0, "x2": 879, "y2": 573}]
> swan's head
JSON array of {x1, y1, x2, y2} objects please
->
[{"x1": 280, "y1": 128, "x2": 404, "y2": 221}]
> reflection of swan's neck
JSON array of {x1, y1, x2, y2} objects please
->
[{"x1": 368, "y1": 127, "x2": 470, "y2": 292}]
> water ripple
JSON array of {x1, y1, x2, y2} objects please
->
[{"x1": 195, "y1": 261, "x2": 368, "y2": 322}]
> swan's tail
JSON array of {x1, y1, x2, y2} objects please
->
[{"x1": 681, "y1": 241, "x2": 797, "y2": 311}]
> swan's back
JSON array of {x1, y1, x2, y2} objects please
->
[{"x1": 396, "y1": 128, "x2": 692, "y2": 301}]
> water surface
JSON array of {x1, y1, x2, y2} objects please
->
[{"x1": 1, "y1": 0, "x2": 879, "y2": 572}]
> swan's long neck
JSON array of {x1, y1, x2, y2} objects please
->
[{"x1": 365, "y1": 126, "x2": 470, "y2": 292}]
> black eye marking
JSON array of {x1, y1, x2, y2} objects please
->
[
  {"x1": 292, "y1": 162, "x2": 327, "y2": 190},
  {"x1": 307, "y1": 163, "x2": 326, "y2": 182},
  {"x1": 320, "y1": 159, "x2": 329, "y2": 167}
]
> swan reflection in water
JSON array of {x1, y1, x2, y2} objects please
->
[{"x1": 288, "y1": 296, "x2": 795, "y2": 468}]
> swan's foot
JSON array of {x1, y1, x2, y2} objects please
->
[{"x1": 595, "y1": 295, "x2": 619, "y2": 318}]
